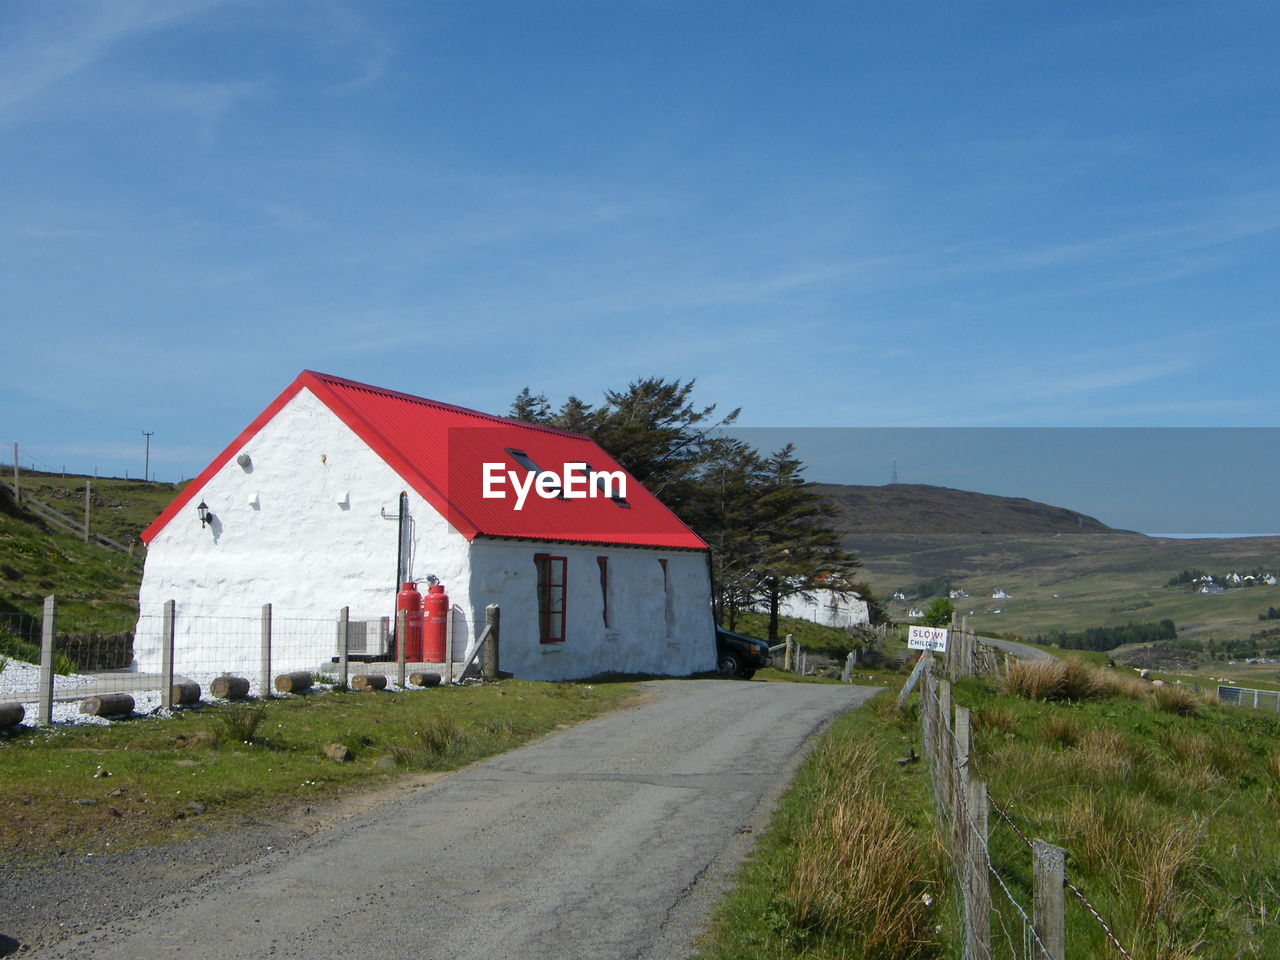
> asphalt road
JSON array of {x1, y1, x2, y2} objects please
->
[
  {"x1": 979, "y1": 637, "x2": 1057, "y2": 660},
  {"x1": 25, "y1": 679, "x2": 878, "y2": 960}
]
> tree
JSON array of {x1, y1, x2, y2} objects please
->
[
  {"x1": 508, "y1": 380, "x2": 861, "y2": 640},
  {"x1": 743, "y1": 444, "x2": 862, "y2": 640},
  {"x1": 921, "y1": 598, "x2": 954, "y2": 627},
  {"x1": 509, "y1": 387, "x2": 552, "y2": 424}
]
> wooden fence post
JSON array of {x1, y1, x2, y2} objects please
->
[
  {"x1": 482, "y1": 604, "x2": 500, "y2": 678},
  {"x1": 260, "y1": 603, "x2": 272, "y2": 699},
  {"x1": 83, "y1": 481, "x2": 90, "y2": 543},
  {"x1": 938, "y1": 679, "x2": 953, "y2": 812},
  {"x1": 38, "y1": 595, "x2": 56, "y2": 725},
  {"x1": 1033, "y1": 840, "x2": 1066, "y2": 960},
  {"x1": 160, "y1": 599, "x2": 175, "y2": 709},
  {"x1": 338, "y1": 606, "x2": 349, "y2": 689},
  {"x1": 967, "y1": 773, "x2": 991, "y2": 960},
  {"x1": 951, "y1": 704, "x2": 970, "y2": 857},
  {"x1": 396, "y1": 609, "x2": 407, "y2": 688}
]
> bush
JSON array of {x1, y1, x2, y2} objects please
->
[
  {"x1": 1149, "y1": 684, "x2": 1200, "y2": 718},
  {"x1": 1041, "y1": 713, "x2": 1080, "y2": 747},
  {"x1": 213, "y1": 704, "x2": 267, "y2": 746},
  {"x1": 784, "y1": 739, "x2": 943, "y2": 959}
]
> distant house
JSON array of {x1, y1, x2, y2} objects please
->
[
  {"x1": 1200, "y1": 583, "x2": 1226, "y2": 595},
  {"x1": 907, "y1": 607, "x2": 924, "y2": 618},
  {"x1": 772, "y1": 589, "x2": 870, "y2": 630},
  {"x1": 892, "y1": 590, "x2": 908, "y2": 601},
  {"x1": 134, "y1": 371, "x2": 716, "y2": 681},
  {"x1": 949, "y1": 589, "x2": 967, "y2": 599},
  {"x1": 1265, "y1": 575, "x2": 1278, "y2": 586},
  {"x1": 992, "y1": 588, "x2": 1009, "y2": 600}
]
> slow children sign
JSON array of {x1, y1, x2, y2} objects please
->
[{"x1": 907, "y1": 625, "x2": 949, "y2": 652}]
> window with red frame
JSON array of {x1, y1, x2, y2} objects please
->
[{"x1": 535, "y1": 554, "x2": 567, "y2": 643}]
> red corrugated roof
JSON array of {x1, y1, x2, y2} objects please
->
[{"x1": 141, "y1": 371, "x2": 707, "y2": 551}]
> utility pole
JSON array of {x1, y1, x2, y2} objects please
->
[{"x1": 143, "y1": 431, "x2": 155, "y2": 482}]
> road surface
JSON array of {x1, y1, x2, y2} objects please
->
[
  {"x1": 979, "y1": 636, "x2": 1057, "y2": 661},
  {"x1": 23, "y1": 678, "x2": 878, "y2": 960}
]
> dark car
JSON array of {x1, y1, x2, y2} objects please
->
[{"x1": 715, "y1": 627, "x2": 772, "y2": 679}]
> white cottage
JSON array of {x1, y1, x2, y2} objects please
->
[
  {"x1": 773, "y1": 589, "x2": 870, "y2": 630},
  {"x1": 135, "y1": 371, "x2": 716, "y2": 681}
]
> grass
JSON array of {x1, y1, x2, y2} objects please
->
[
  {"x1": 0, "y1": 678, "x2": 635, "y2": 858},
  {"x1": 728, "y1": 610, "x2": 860, "y2": 657},
  {"x1": 951, "y1": 661, "x2": 1280, "y2": 959},
  {"x1": 694, "y1": 694, "x2": 952, "y2": 960}
]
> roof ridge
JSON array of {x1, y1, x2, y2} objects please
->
[{"x1": 302, "y1": 371, "x2": 593, "y2": 441}]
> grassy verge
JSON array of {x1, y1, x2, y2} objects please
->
[
  {"x1": 728, "y1": 611, "x2": 858, "y2": 657},
  {"x1": 0, "y1": 679, "x2": 634, "y2": 857},
  {"x1": 694, "y1": 693, "x2": 954, "y2": 960},
  {"x1": 957, "y1": 660, "x2": 1280, "y2": 959}
]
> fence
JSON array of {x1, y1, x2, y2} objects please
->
[
  {"x1": 1217, "y1": 683, "x2": 1280, "y2": 711},
  {"x1": 0, "y1": 477, "x2": 132, "y2": 554},
  {"x1": 916, "y1": 655, "x2": 1133, "y2": 959},
  {"x1": 0, "y1": 596, "x2": 503, "y2": 728}
]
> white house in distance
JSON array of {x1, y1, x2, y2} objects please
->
[
  {"x1": 135, "y1": 371, "x2": 717, "y2": 681},
  {"x1": 773, "y1": 589, "x2": 870, "y2": 630}
]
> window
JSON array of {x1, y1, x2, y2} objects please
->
[
  {"x1": 659, "y1": 558, "x2": 676, "y2": 635},
  {"x1": 597, "y1": 556, "x2": 610, "y2": 627},
  {"x1": 505, "y1": 448, "x2": 540, "y2": 473},
  {"x1": 535, "y1": 554, "x2": 567, "y2": 643},
  {"x1": 573, "y1": 462, "x2": 630, "y2": 508},
  {"x1": 507, "y1": 448, "x2": 562, "y2": 498}
]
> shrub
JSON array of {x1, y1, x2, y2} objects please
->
[
  {"x1": 1041, "y1": 713, "x2": 1080, "y2": 748},
  {"x1": 784, "y1": 740, "x2": 943, "y2": 959},
  {"x1": 975, "y1": 704, "x2": 1015, "y2": 736},
  {"x1": 1060, "y1": 657, "x2": 1106, "y2": 700},
  {"x1": 419, "y1": 712, "x2": 463, "y2": 754},
  {"x1": 1003, "y1": 659, "x2": 1064, "y2": 700},
  {"x1": 213, "y1": 704, "x2": 267, "y2": 746},
  {"x1": 1149, "y1": 684, "x2": 1200, "y2": 718}
]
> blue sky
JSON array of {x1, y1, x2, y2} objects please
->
[{"x1": 3, "y1": 1, "x2": 1278, "y2": 528}]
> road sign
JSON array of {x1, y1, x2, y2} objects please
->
[{"x1": 908, "y1": 625, "x2": 949, "y2": 652}]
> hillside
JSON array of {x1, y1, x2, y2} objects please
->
[
  {"x1": 0, "y1": 471, "x2": 184, "y2": 636},
  {"x1": 812, "y1": 483, "x2": 1280, "y2": 649},
  {"x1": 812, "y1": 482, "x2": 1120, "y2": 535}
]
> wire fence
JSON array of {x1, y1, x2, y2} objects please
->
[
  {"x1": 917, "y1": 655, "x2": 1134, "y2": 960},
  {"x1": 0, "y1": 597, "x2": 499, "y2": 728}
]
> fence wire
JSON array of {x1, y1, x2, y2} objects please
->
[
  {"x1": 1, "y1": 599, "x2": 486, "y2": 726},
  {"x1": 917, "y1": 658, "x2": 1136, "y2": 960}
]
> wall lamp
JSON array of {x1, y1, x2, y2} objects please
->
[{"x1": 197, "y1": 501, "x2": 212, "y2": 528}]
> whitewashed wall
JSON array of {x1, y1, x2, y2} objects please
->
[
  {"x1": 135, "y1": 388, "x2": 471, "y2": 675},
  {"x1": 466, "y1": 540, "x2": 716, "y2": 681},
  {"x1": 774, "y1": 589, "x2": 870, "y2": 630}
]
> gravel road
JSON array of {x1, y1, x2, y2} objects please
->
[{"x1": 11, "y1": 678, "x2": 878, "y2": 960}]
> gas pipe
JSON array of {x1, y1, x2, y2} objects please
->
[
  {"x1": 423, "y1": 583, "x2": 449, "y2": 662},
  {"x1": 396, "y1": 581, "x2": 423, "y2": 662}
]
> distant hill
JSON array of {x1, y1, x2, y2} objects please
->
[{"x1": 812, "y1": 482, "x2": 1122, "y2": 536}]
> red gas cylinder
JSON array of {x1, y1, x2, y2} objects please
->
[
  {"x1": 423, "y1": 584, "x2": 449, "y2": 662},
  {"x1": 396, "y1": 581, "x2": 423, "y2": 662}
]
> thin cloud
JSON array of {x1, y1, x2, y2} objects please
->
[{"x1": 0, "y1": 0, "x2": 229, "y2": 113}]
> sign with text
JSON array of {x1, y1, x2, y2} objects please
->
[{"x1": 908, "y1": 626, "x2": 949, "y2": 652}]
